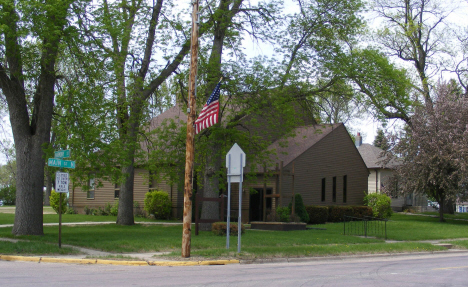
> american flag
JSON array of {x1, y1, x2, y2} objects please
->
[{"x1": 195, "y1": 83, "x2": 221, "y2": 134}]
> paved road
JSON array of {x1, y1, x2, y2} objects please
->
[{"x1": 2, "y1": 252, "x2": 468, "y2": 286}]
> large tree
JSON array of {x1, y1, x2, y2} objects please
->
[
  {"x1": 384, "y1": 82, "x2": 468, "y2": 222},
  {"x1": 72, "y1": 0, "x2": 219, "y2": 225},
  {"x1": 0, "y1": 0, "x2": 74, "y2": 235},
  {"x1": 372, "y1": 0, "x2": 455, "y2": 106}
]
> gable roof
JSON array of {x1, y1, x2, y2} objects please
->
[
  {"x1": 257, "y1": 123, "x2": 342, "y2": 170},
  {"x1": 148, "y1": 104, "x2": 186, "y2": 130},
  {"x1": 357, "y1": 143, "x2": 399, "y2": 169}
]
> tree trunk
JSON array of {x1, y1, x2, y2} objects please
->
[
  {"x1": 438, "y1": 196, "x2": 445, "y2": 223},
  {"x1": 116, "y1": 163, "x2": 135, "y2": 225},
  {"x1": 442, "y1": 198, "x2": 455, "y2": 215},
  {"x1": 199, "y1": 144, "x2": 222, "y2": 231},
  {"x1": 12, "y1": 137, "x2": 45, "y2": 235}
]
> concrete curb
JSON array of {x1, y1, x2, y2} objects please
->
[{"x1": 0, "y1": 254, "x2": 239, "y2": 266}]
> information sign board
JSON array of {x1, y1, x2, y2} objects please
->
[{"x1": 55, "y1": 172, "x2": 69, "y2": 193}]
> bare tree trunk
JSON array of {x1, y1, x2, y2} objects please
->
[
  {"x1": 12, "y1": 138, "x2": 45, "y2": 235},
  {"x1": 442, "y1": 198, "x2": 455, "y2": 215},
  {"x1": 117, "y1": 163, "x2": 135, "y2": 225}
]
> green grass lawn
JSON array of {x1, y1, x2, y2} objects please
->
[
  {"x1": 386, "y1": 213, "x2": 468, "y2": 241},
  {"x1": 0, "y1": 206, "x2": 179, "y2": 225},
  {"x1": 0, "y1": 212, "x2": 466, "y2": 258}
]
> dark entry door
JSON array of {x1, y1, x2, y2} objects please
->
[{"x1": 250, "y1": 188, "x2": 272, "y2": 222}]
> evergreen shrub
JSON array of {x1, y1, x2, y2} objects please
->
[
  {"x1": 144, "y1": 190, "x2": 171, "y2": 219},
  {"x1": 49, "y1": 189, "x2": 68, "y2": 214},
  {"x1": 288, "y1": 194, "x2": 310, "y2": 223}
]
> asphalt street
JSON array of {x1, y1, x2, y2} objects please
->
[{"x1": 1, "y1": 252, "x2": 468, "y2": 286}]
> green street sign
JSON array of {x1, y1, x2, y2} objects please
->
[
  {"x1": 48, "y1": 158, "x2": 76, "y2": 169},
  {"x1": 54, "y1": 150, "x2": 70, "y2": 158}
]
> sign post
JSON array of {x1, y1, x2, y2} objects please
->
[
  {"x1": 50, "y1": 150, "x2": 73, "y2": 248},
  {"x1": 226, "y1": 143, "x2": 246, "y2": 253}
]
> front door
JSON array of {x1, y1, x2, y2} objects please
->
[{"x1": 249, "y1": 188, "x2": 272, "y2": 222}]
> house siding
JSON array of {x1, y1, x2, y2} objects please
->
[
  {"x1": 70, "y1": 168, "x2": 184, "y2": 218},
  {"x1": 278, "y1": 125, "x2": 368, "y2": 207}
]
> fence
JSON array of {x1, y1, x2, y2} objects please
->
[{"x1": 343, "y1": 215, "x2": 388, "y2": 240}]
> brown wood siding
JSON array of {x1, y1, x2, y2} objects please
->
[
  {"x1": 70, "y1": 168, "x2": 185, "y2": 218},
  {"x1": 279, "y1": 125, "x2": 368, "y2": 207},
  {"x1": 70, "y1": 179, "x2": 118, "y2": 213}
]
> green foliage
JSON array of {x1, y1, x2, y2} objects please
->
[
  {"x1": 144, "y1": 191, "x2": 171, "y2": 219},
  {"x1": 98, "y1": 202, "x2": 114, "y2": 216},
  {"x1": 305, "y1": 206, "x2": 329, "y2": 224},
  {"x1": 211, "y1": 222, "x2": 245, "y2": 236},
  {"x1": 65, "y1": 207, "x2": 77, "y2": 215},
  {"x1": 110, "y1": 202, "x2": 119, "y2": 216},
  {"x1": 327, "y1": 206, "x2": 353, "y2": 222},
  {"x1": 373, "y1": 129, "x2": 389, "y2": 150},
  {"x1": 49, "y1": 189, "x2": 68, "y2": 214},
  {"x1": 364, "y1": 193, "x2": 393, "y2": 219},
  {"x1": 288, "y1": 194, "x2": 310, "y2": 223},
  {"x1": 84, "y1": 206, "x2": 97, "y2": 216},
  {"x1": 276, "y1": 207, "x2": 292, "y2": 222},
  {"x1": 0, "y1": 185, "x2": 16, "y2": 205}
]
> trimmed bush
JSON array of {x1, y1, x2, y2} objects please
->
[
  {"x1": 351, "y1": 206, "x2": 373, "y2": 218},
  {"x1": 327, "y1": 206, "x2": 353, "y2": 222},
  {"x1": 364, "y1": 193, "x2": 393, "y2": 219},
  {"x1": 49, "y1": 189, "x2": 68, "y2": 214},
  {"x1": 276, "y1": 206, "x2": 291, "y2": 222},
  {"x1": 212, "y1": 222, "x2": 245, "y2": 236},
  {"x1": 288, "y1": 194, "x2": 310, "y2": 223},
  {"x1": 144, "y1": 190, "x2": 171, "y2": 219},
  {"x1": 305, "y1": 206, "x2": 329, "y2": 224}
]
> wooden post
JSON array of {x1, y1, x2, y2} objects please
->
[{"x1": 181, "y1": 0, "x2": 200, "y2": 258}]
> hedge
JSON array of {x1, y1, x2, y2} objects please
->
[
  {"x1": 304, "y1": 205, "x2": 374, "y2": 224},
  {"x1": 305, "y1": 206, "x2": 328, "y2": 224}
]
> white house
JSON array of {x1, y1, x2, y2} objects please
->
[{"x1": 355, "y1": 133, "x2": 430, "y2": 212}]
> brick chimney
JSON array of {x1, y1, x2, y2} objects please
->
[{"x1": 355, "y1": 132, "x2": 362, "y2": 147}]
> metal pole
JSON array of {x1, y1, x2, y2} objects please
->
[
  {"x1": 238, "y1": 153, "x2": 243, "y2": 254},
  {"x1": 59, "y1": 192, "x2": 62, "y2": 248},
  {"x1": 226, "y1": 154, "x2": 231, "y2": 249},
  {"x1": 182, "y1": 0, "x2": 200, "y2": 258}
]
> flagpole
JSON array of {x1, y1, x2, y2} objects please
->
[{"x1": 182, "y1": 0, "x2": 200, "y2": 258}]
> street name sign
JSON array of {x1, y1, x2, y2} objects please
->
[
  {"x1": 55, "y1": 172, "x2": 69, "y2": 193},
  {"x1": 54, "y1": 150, "x2": 70, "y2": 158},
  {"x1": 48, "y1": 158, "x2": 76, "y2": 169}
]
